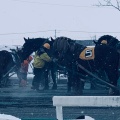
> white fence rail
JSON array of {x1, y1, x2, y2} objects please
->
[{"x1": 53, "y1": 96, "x2": 120, "y2": 120}]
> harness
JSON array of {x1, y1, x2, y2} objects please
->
[
  {"x1": 76, "y1": 62, "x2": 120, "y2": 91},
  {"x1": 79, "y1": 47, "x2": 95, "y2": 60},
  {"x1": 10, "y1": 49, "x2": 21, "y2": 65}
]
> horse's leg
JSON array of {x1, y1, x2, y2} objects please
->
[
  {"x1": 51, "y1": 63, "x2": 57, "y2": 90},
  {"x1": 104, "y1": 53, "x2": 119, "y2": 95},
  {"x1": 31, "y1": 68, "x2": 43, "y2": 91},
  {"x1": 0, "y1": 63, "x2": 4, "y2": 87},
  {"x1": 71, "y1": 65, "x2": 84, "y2": 95},
  {"x1": 43, "y1": 69, "x2": 49, "y2": 90},
  {"x1": 51, "y1": 69, "x2": 57, "y2": 90},
  {"x1": 0, "y1": 74, "x2": 3, "y2": 87},
  {"x1": 73, "y1": 74, "x2": 84, "y2": 95},
  {"x1": 67, "y1": 71, "x2": 73, "y2": 92},
  {"x1": 4, "y1": 74, "x2": 10, "y2": 87},
  {"x1": 94, "y1": 45, "x2": 120, "y2": 95},
  {"x1": 105, "y1": 67, "x2": 119, "y2": 95},
  {"x1": 0, "y1": 71, "x2": 9, "y2": 88},
  {"x1": 75, "y1": 66, "x2": 84, "y2": 95}
]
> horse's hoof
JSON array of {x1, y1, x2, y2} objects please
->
[
  {"x1": 67, "y1": 87, "x2": 71, "y2": 93},
  {"x1": 36, "y1": 89, "x2": 42, "y2": 92},
  {"x1": 31, "y1": 86, "x2": 36, "y2": 90},
  {"x1": 43, "y1": 86, "x2": 49, "y2": 90},
  {"x1": 77, "y1": 91, "x2": 83, "y2": 96},
  {"x1": 73, "y1": 89, "x2": 83, "y2": 96},
  {"x1": 109, "y1": 88, "x2": 120, "y2": 96},
  {"x1": 31, "y1": 86, "x2": 40, "y2": 91},
  {"x1": 67, "y1": 90, "x2": 71, "y2": 93},
  {"x1": 52, "y1": 87, "x2": 57, "y2": 90},
  {"x1": 67, "y1": 88, "x2": 72, "y2": 93},
  {"x1": 52, "y1": 85, "x2": 57, "y2": 90}
]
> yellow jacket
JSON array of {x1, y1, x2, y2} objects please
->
[{"x1": 33, "y1": 52, "x2": 51, "y2": 68}]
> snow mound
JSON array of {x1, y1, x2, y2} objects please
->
[
  {"x1": 84, "y1": 115, "x2": 95, "y2": 120},
  {"x1": 75, "y1": 115, "x2": 95, "y2": 120},
  {"x1": 0, "y1": 114, "x2": 21, "y2": 120}
]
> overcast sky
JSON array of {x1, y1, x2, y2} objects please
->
[{"x1": 0, "y1": 0, "x2": 120, "y2": 45}]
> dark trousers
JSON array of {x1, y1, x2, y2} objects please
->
[
  {"x1": 32, "y1": 67, "x2": 45, "y2": 89},
  {"x1": 17, "y1": 71, "x2": 27, "y2": 81},
  {"x1": 44, "y1": 62, "x2": 57, "y2": 88}
]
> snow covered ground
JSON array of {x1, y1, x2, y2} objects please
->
[
  {"x1": 0, "y1": 114, "x2": 21, "y2": 120},
  {"x1": 0, "y1": 114, "x2": 95, "y2": 120}
]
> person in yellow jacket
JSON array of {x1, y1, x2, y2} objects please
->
[{"x1": 31, "y1": 48, "x2": 51, "y2": 91}]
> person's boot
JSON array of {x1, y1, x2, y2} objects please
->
[
  {"x1": 31, "y1": 82, "x2": 40, "y2": 91},
  {"x1": 19, "y1": 80, "x2": 27, "y2": 87},
  {"x1": 31, "y1": 86, "x2": 41, "y2": 92}
]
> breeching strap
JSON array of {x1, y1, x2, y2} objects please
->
[{"x1": 76, "y1": 62, "x2": 119, "y2": 91}]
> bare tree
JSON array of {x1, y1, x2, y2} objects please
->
[{"x1": 97, "y1": 0, "x2": 120, "y2": 11}]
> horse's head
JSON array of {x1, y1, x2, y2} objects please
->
[
  {"x1": 38, "y1": 37, "x2": 55, "y2": 57},
  {"x1": 41, "y1": 36, "x2": 77, "y2": 63},
  {"x1": 21, "y1": 37, "x2": 49, "y2": 61},
  {"x1": 51, "y1": 36, "x2": 75, "y2": 61},
  {"x1": 94, "y1": 35, "x2": 119, "y2": 47}
]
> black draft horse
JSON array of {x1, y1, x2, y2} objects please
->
[
  {"x1": 0, "y1": 37, "x2": 47, "y2": 87},
  {"x1": 94, "y1": 35, "x2": 120, "y2": 48},
  {"x1": 0, "y1": 48, "x2": 23, "y2": 87},
  {"x1": 45, "y1": 36, "x2": 120, "y2": 95},
  {"x1": 94, "y1": 34, "x2": 120, "y2": 64},
  {"x1": 22, "y1": 38, "x2": 85, "y2": 92},
  {"x1": 21, "y1": 37, "x2": 57, "y2": 90},
  {"x1": 94, "y1": 35, "x2": 120, "y2": 71}
]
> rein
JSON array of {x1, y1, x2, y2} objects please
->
[{"x1": 10, "y1": 49, "x2": 21, "y2": 63}]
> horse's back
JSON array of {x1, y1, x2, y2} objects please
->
[
  {"x1": 0, "y1": 50, "x2": 14, "y2": 73},
  {"x1": 0, "y1": 50, "x2": 12, "y2": 61}
]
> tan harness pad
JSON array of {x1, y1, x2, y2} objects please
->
[
  {"x1": 79, "y1": 47, "x2": 95, "y2": 60},
  {"x1": 101, "y1": 40, "x2": 107, "y2": 44}
]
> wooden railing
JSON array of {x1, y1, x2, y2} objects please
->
[{"x1": 53, "y1": 96, "x2": 120, "y2": 120}]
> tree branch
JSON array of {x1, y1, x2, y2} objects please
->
[{"x1": 96, "y1": 0, "x2": 120, "y2": 11}]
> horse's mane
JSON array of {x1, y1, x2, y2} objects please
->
[
  {"x1": 21, "y1": 37, "x2": 49, "y2": 61},
  {"x1": 53, "y1": 36, "x2": 75, "y2": 53},
  {"x1": 52, "y1": 36, "x2": 86, "y2": 60},
  {"x1": 56, "y1": 36, "x2": 72, "y2": 40},
  {"x1": 24, "y1": 37, "x2": 48, "y2": 43}
]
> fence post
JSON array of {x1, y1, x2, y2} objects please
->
[{"x1": 56, "y1": 106, "x2": 63, "y2": 120}]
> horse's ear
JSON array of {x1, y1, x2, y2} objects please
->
[
  {"x1": 16, "y1": 46, "x2": 18, "y2": 50},
  {"x1": 24, "y1": 37, "x2": 27, "y2": 42},
  {"x1": 93, "y1": 40, "x2": 98, "y2": 45},
  {"x1": 50, "y1": 37, "x2": 54, "y2": 41}
]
